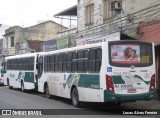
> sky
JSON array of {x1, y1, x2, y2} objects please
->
[{"x1": 0, "y1": 0, "x2": 77, "y2": 27}]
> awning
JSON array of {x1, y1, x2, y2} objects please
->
[
  {"x1": 154, "y1": 42, "x2": 160, "y2": 46},
  {"x1": 120, "y1": 33, "x2": 137, "y2": 40},
  {"x1": 54, "y1": 5, "x2": 77, "y2": 17}
]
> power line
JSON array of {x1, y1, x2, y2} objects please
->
[{"x1": 2, "y1": 0, "x2": 159, "y2": 53}]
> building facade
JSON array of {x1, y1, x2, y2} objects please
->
[
  {"x1": 0, "y1": 25, "x2": 10, "y2": 55},
  {"x1": 77, "y1": 0, "x2": 159, "y2": 44},
  {"x1": 0, "y1": 25, "x2": 10, "y2": 65},
  {"x1": 138, "y1": 20, "x2": 160, "y2": 92},
  {"x1": 3, "y1": 26, "x2": 23, "y2": 55},
  {"x1": 54, "y1": 5, "x2": 77, "y2": 49},
  {"x1": 3, "y1": 21, "x2": 67, "y2": 55},
  {"x1": 124, "y1": 0, "x2": 160, "y2": 39},
  {"x1": 77, "y1": 0, "x2": 160, "y2": 94}
]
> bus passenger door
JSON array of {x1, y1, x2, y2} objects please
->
[{"x1": 51, "y1": 74, "x2": 60, "y2": 96}]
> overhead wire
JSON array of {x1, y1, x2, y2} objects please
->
[{"x1": 2, "y1": 0, "x2": 160, "y2": 52}]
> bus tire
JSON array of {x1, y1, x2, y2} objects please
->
[
  {"x1": 45, "y1": 84, "x2": 51, "y2": 99},
  {"x1": 71, "y1": 87, "x2": 80, "y2": 107},
  {"x1": 7, "y1": 79, "x2": 13, "y2": 89},
  {"x1": 21, "y1": 81, "x2": 25, "y2": 92}
]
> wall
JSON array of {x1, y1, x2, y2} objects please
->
[
  {"x1": 3, "y1": 26, "x2": 23, "y2": 55},
  {"x1": 78, "y1": 0, "x2": 103, "y2": 32},
  {"x1": 77, "y1": 0, "x2": 160, "y2": 41},
  {"x1": 138, "y1": 20, "x2": 160, "y2": 91},
  {"x1": 138, "y1": 21, "x2": 160, "y2": 42},
  {"x1": 124, "y1": 0, "x2": 160, "y2": 39},
  {"x1": 24, "y1": 21, "x2": 67, "y2": 41},
  {"x1": 3, "y1": 21, "x2": 67, "y2": 56},
  {"x1": 77, "y1": 0, "x2": 124, "y2": 45}
]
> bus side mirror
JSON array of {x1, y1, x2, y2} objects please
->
[
  {"x1": 1, "y1": 70, "x2": 6, "y2": 73},
  {"x1": 36, "y1": 64, "x2": 39, "y2": 69}
]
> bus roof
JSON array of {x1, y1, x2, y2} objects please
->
[
  {"x1": 39, "y1": 42, "x2": 104, "y2": 56},
  {"x1": 5, "y1": 53, "x2": 38, "y2": 60},
  {"x1": 5, "y1": 40, "x2": 153, "y2": 59}
]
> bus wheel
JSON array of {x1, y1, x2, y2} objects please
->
[
  {"x1": 45, "y1": 84, "x2": 51, "y2": 99},
  {"x1": 21, "y1": 81, "x2": 25, "y2": 92},
  {"x1": 71, "y1": 88, "x2": 80, "y2": 107},
  {"x1": 7, "y1": 79, "x2": 13, "y2": 89}
]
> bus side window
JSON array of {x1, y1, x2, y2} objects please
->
[
  {"x1": 14, "y1": 59, "x2": 15, "y2": 70},
  {"x1": 17, "y1": 59, "x2": 20, "y2": 70},
  {"x1": 9, "y1": 60, "x2": 11, "y2": 70},
  {"x1": 19, "y1": 59, "x2": 22, "y2": 70},
  {"x1": 38, "y1": 56, "x2": 43, "y2": 78},
  {"x1": 25, "y1": 58, "x2": 28, "y2": 70},
  {"x1": 10, "y1": 60, "x2": 12, "y2": 70},
  {"x1": 44, "y1": 56, "x2": 47, "y2": 72},
  {"x1": 8, "y1": 60, "x2": 9, "y2": 70},
  {"x1": 62, "y1": 53, "x2": 66, "y2": 72},
  {"x1": 55, "y1": 55, "x2": 58, "y2": 72},
  {"x1": 72, "y1": 52, "x2": 77, "y2": 73},
  {"x1": 4, "y1": 61, "x2": 6, "y2": 72},
  {"x1": 46, "y1": 56, "x2": 48, "y2": 72},
  {"x1": 77, "y1": 51, "x2": 83, "y2": 72},
  {"x1": 58, "y1": 54, "x2": 63, "y2": 72},
  {"x1": 67, "y1": 52, "x2": 72, "y2": 72},
  {"x1": 7, "y1": 60, "x2": 8, "y2": 70},
  {"x1": 19, "y1": 59, "x2": 21, "y2": 70},
  {"x1": 51, "y1": 55, "x2": 55, "y2": 72},
  {"x1": 88, "y1": 49, "x2": 96, "y2": 72},
  {"x1": 11, "y1": 59, "x2": 14, "y2": 70},
  {"x1": 31, "y1": 57, "x2": 34, "y2": 70},
  {"x1": 88, "y1": 48, "x2": 102, "y2": 73},
  {"x1": 29, "y1": 58, "x2": 31, "y2": 70},
  {"x1": 84, "y1": 51, "x2": 88, "y2": 72},
  {"x1": 1, "y1": 61, "x2": 6, "y2": 73},
  {"x1": 22, "y1": 58, "x2": 24, "y2": 70},
  {"x1": 95, "y1": 48, "x2": 102, "y2": 72},
  {"x1": 28, "y1": 58, "x2": 31, "y2": 70},
  {"x1": 47, "y1": 56, "x2": 51, "y2": 72},
  {"x1": 24, "y1": 58, "x2": 26, "y2": 70}
]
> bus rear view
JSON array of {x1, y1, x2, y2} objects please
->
[{"x1": 104, "y1": 41, "x2": 156, "y2": 103}]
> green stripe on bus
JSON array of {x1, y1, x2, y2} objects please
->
[
  {"x1": 24, "y1": 72, "x2": 34, "y2": 83},
  {"x1": 134, "y1": 75, "x2": 150, "y2": 85},
  {"x1": 111, "y1": 76, "x2": 125, "y2": 84},
  {"x1": 78, "y1": 74, "x2": 100, "y2": 89}
]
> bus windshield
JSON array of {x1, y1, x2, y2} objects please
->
[{"x1": 109, "y1": 41, "x2": 153, "y2": 67}]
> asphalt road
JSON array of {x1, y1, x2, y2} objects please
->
[{"x1": 0, "y1": 86, "x2": 159, "y2": 118}]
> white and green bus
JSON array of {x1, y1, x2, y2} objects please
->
[
  {"x1": 38, "y1": 40, "x2": 156, "y2": 107},
  {"x1": 4, "y1": 53, "x2": 39, "y2": 91}
]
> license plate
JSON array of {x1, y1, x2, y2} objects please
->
[{"x1": 127, "y1": 88, "x2": 136, "y2": 93}]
